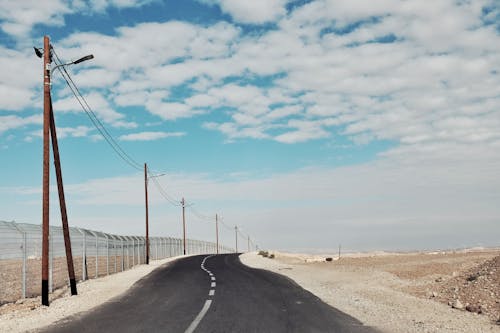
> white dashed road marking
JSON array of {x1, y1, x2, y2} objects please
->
[
  {"x1": 184, "y1": 255, "x2": 216, "y2": 333},
  {"x1": 184, "y1": 300, "x2": 212, "y2": 333}
]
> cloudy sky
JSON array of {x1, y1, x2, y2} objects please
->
[{"x1": 1, "y1": 0, "x2": 499, "y2": 252}]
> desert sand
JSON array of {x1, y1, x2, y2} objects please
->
[
  {"x1": 240, "y1": 249, "x2": 500, "y2": 333},
  {"x1": 1, "y1": 250, "x2": 498, "y2": 333},
  {"x1": 0, "y1": 255, "x2": 188, "y2": 333}
]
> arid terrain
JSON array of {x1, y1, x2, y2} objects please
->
[
  {"x1": 0, "y1": 256, "x2": 185, "y2": 333},
  {"x1": 241, "y1": 249, "x2": 500, "y2": 333},
  {"x1": 0, "y1": 249, "x2": 498, "y2": 333}
]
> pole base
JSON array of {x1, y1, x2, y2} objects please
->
[
  {"x1": 42, "y1": 279, "x2": 49, "y2": 306},
  {"x1": 146, "y1": 256, "x2": 149, "y2": 265},
  {"x1": 70, "y1": 278, "x2": 78, "y2": 295}
]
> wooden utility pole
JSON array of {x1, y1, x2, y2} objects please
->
[
  {"x1": 144, "y1": 163, "x2": 149, "y2": 264},
  {"x1": 182, "y1": 198, "x2": 186, "y2": 255},
  {"x1": 49, "y1": 101, "x2": 77, "y2": 296},
  {"x1": 41, "y1": 35, "x2": 51, "y2": 306},
  {"x1": 215, "y1": 214, "x2": 219, "y2": 255},
  {"x1": 38, "y1": 37, "x2": 92, "y2": 306}
]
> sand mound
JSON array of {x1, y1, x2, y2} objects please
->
[{"x1": 436, "y1": 255, "x2": 499, "y2": 321}]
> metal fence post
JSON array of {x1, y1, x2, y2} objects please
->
[
  {"x1": 95, "y1": 233, "x2": 98, "y2": 278},
  {"x1": 49, "y1": 233, "x2": 53, "y2": 293},
  {"x1": 130, "y1": 237, "x2": 132, "y2": 268},
  {"x1": 114, "y1": 237, "x2": 117, "y2": 273},
  {"x1": 155, "y1": 238, "x2": 158, "y2": 260},
  {"x1": 105, "y1": 234, "x2": 109, "y2": 275},
  {"x1": 76, "y1": 228, "x2": 87, "y2": 281},
  {"x1": 160, "y1": 238, "x2": 163, "y2": 259},
  {"x1": 11, "y1": 222, "x2": 27, "y2": 299},
  {"x1": 136, "y1": 238, "x2": 140, "y2": 265},
  {"x1": 126, "y1": 238, "x2": 130, "y2": 269},
  {"x1": 22, "y1": 231, "x2": 26, "y2": 298},
  {"x1": 82, "y1": 231, "x2": 86, "y2": 281},
  {"x1": 139, "y1": 237, "x2": 141, "y2": 264},
  {"x1": 121, "y1": 238, "x2": 124, "y2": 272},
  {"x1": 132, "y1": 238, "x2": 135, "y2": 267}
]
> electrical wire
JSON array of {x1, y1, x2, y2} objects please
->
[
  {"x1": 149, "y1": 176, "x2": 182, "y2": 207},
  {"x1": 51, "y1": 47, "x2": 143, "y2": 171},
  {"x1": 50, "y1": 47, "x2": 257, "y2": 245},
  {"x1": 219, "y1": 219, "x2": 234, "y2": 231},
  {"x1": 188, "y1": 206, "x2": 214, "y2": 222},
  {"x1": 53, "y1": 48, "x2": 186, "y2": 209}
]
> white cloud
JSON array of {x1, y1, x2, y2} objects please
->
[
  {"x1": 203, "y1": 121, "x2": 269, "y2": 140},
  {"x1": 24, "y1": 125, "x2": 97, "y2": 141},
  {"x1": 71, "y1": 68, "x2": 121, "y2": 89},
  {"x1": 53, "y1": 91, "x2": 127, "y2": 126},
  {"x1": 87, "y1": 0, "x2": 153, "y2": 12},
  {"x1": 0, "y1": 0, "x2": 152, "y2": 39},
  {"x1": 185, "y1": 94, "x2": 219, "y2": 108},
  {"x1": 0, "y1": 114, "x2": 42, "y2": 134},
  {"x1": 145, "y1": 101, "x2": 203, "y2": 121},
  {"x1": 274, "y1": 119, "x2": 331, "y2": 143},
  {"x1": 57, "y1": 125, "x2": 94, "y2": 138},
  {"x1": 119, "y1": 131, "x2": 185, "y2": 141},
  {"x1": 0, "y1": 0, "x2": 71, "y2": 38},
  {"x1": 216, "y1": 0, "x2": 288, "y2": 24},
  {"x1": 8, "y1": 145, "x2": 499, "y2": 250},
  {"x1": 266, "y1": 105, "x2": 302, "y2": 120},
  {"x1": 0, "y1": 46, "x2": 40, "y2": 111},
  {"x1": 4, "y1": 0, "x2": 500, "y2": 158}
]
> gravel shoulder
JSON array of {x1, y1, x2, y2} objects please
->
[
  {"x1": 240, "y1": 250, "x2": 500, "y2": 333},
  {"x1": 0, "y1": 255, "x2": 188, "y2": 333}
]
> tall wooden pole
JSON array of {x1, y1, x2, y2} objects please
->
[
  {"x1": 182, "y1": 198, "x2": 186, "y2": 255},
  {"x1": 41, "y1": 35, "x2": 51, "y2": 306},
  {"x1": 145, "y1": 163, "x2": 149, "y2": 264},
  {"x1": 49, "y1": 100, "x2": 77, "y2": 295},
  {"x1": 215, "y1": 214, "x2": 219, "y2": 255}
]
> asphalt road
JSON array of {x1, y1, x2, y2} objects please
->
[{"x1": 41, "y1": 254, "x2": 378, "y2": 333}]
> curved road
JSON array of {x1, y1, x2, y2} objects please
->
[{"x1": 41, "y1": 254, "x2": 378, "y2": 333}]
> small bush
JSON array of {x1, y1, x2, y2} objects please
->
[
  {"x1": 325, "y1": 257, "x2": 333, "y2": 262},
  {"x1": 269, "y1": 254, "x2": 275, "y2": 259},
  {"x1": 258, "y1": 250, "x2": 269, "y2": 257}
]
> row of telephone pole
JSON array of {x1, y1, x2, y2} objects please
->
[
  {"x1": 144, "y1": 162, "x2": 255, "y2": 260},
  {"x1": 38, "y1": 35, "x2": 257, "y2": 307}
]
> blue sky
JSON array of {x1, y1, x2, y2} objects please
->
[{"x1": 1, "y1": 0, "x2": 500, "y2": 252}]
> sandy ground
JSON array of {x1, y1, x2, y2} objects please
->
[
  {"x1": 0, "y1": 255, "x2": 189, "y2": 333},
  {"x1": 240, "y1": 250, "x2": 500, "y2": 333},
  {"x1": 2, "y1": 251, "x2": 498, "y2": 333}
]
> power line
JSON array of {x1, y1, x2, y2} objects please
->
[
  {"x1": 53, "y1": 48, "x2": 187, "y2": 210},
  {"x1": 51, "y1": 47, "x2": 257, "y2": 248},
  {"x1": 219, "y1": 219, "x2": 233, "y2": 231},
  {"x1": 51, "y1": 47, "x2": 143, "y2": 171},
  {"x1": 148, "y1": 175, "x2": 181, "y2": 207},
  {"x1": 188, "y1": 205, "x2": 214, "y2": 222}
]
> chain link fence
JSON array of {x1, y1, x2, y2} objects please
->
[{"x1": 0, "y1": 220, "x2": 233, "y2": 305}]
